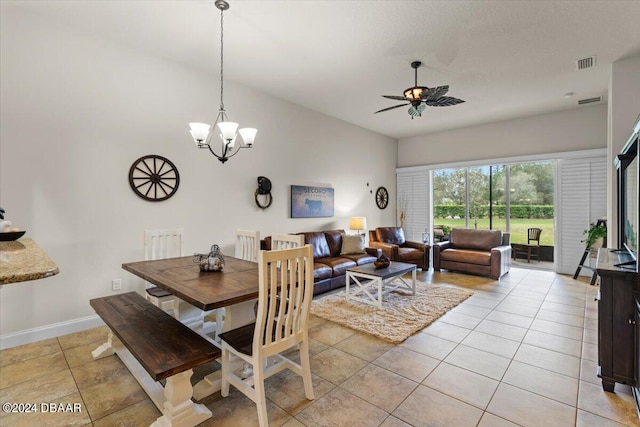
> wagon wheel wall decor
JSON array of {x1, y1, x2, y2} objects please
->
[
  {"x1": 375, "y1": 186, "x2": 389, "y2": 209},
  {"x1": 129, "y1": 155, "x2": 180, "y2": 201}
]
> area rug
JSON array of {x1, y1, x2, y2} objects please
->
[{"x1": 310, "y1": 282, "x2": 473, "y2": 344}]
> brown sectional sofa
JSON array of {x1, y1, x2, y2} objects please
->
[
  {"x1": 262, "y1": 229, "x2": 381, "y2": 295},
  {"x1": 433, "y1": 228, "x2": 511, "y2": 279}
]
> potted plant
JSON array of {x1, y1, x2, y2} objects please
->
[
  {"x1": 583, "y1": 222, "x2": 607, "y2": 250},
  {"x1": 442, "y1": 225, "x2": 452, "y2": 240}
]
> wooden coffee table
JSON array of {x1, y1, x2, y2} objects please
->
[{"x1": 345, "y1": 261, "x2": 416, "y2": 308}]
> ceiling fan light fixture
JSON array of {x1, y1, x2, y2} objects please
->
[{"x1": 404, "y1": 86, "x2": 428, "y2": 101}]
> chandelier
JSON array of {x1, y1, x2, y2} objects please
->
[{"x1": 189, "y1": 0, "x2": 257, "y2": 164}]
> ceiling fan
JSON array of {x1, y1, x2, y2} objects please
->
[{"x1": 375, "y1": 61, "x2": 465, "y2": 118}]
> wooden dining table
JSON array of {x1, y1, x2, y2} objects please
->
[
  {"x1": 121, "y1": 254, "x2": 262, "y2": 399},
  {"x1": 123, "y1": 255, "x2": 260, "y2": 310}
]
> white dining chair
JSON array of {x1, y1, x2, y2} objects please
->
[
  {"x1": 271, "y1": 233, "x2": 304, "y2": 250},
  {"x1": 220, "y1": 245, "x2": 315, "y2": 427},
  {"x1": 236, "y1": 229, "x2": 260, "y2": 262},
  {"x1": 144, "y1": 228, "x2": 183, "y2": 314},
  {"x1": 271, "y1": 233, "x2": 304, "y2": 271}
]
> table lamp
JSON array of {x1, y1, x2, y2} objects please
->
[{"x1": 349, "y1": 217, "x2": 367, "y2": 236}]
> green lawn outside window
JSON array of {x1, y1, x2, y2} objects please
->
[{"x1": 434, "y1": 218, "x2": 555, "y2": 246}]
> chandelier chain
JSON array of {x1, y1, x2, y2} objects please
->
[{"x1": 219, "y1": 5, "x2": 224, "y2": 111}]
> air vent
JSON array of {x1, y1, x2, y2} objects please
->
[
  {"x1": 576, "y1": 56, "x2": 596, "y2": 70},
  {"x1": 578, "y1": 96, "x2": 601, "y2": 105}
]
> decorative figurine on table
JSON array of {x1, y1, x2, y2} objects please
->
[
  {"x1": 374, "y1": 253, "x2": 390, "y2": 269},
  {"x1": 194, "y1": 244, "x2": 225, "y2": 272}
]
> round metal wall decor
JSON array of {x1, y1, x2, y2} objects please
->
[
  {"x1": 128, "y1": 155, "x2": 180, "y2": 201},
  {"x1": 375, "y1": 186, "x2": 389, "y2": 209}
]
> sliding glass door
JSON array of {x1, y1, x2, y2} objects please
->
[
  {"x1": 509, "y1": 161, "x2": 554, "y2": 245},
  {"x1": 433, "y1": 161, "x2": 554, "y2": 246}
]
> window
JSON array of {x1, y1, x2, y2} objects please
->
[{"x1": 433, "y1": 161, "x2": 554, "y2": 245}]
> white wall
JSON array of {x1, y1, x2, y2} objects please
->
[
  {"x1": 0, "y1": 8, "x2": 397, "y2": 343},
  {"x1": 398, "y1": 105, "x2": 607, "y2": 167},
  {"x1": 607, "y1": 56, "x2": 640, "y2": 246}
]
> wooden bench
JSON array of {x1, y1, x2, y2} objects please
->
[{"x1": 90, "y1": 291, "x2": 221, "y2": 427}]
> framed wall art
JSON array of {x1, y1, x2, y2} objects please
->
[{"x1": 290, "y1": 185, "x2": 334, "y2": 218}]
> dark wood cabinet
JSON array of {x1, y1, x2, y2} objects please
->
[
  {"x1": 596, "y1": 248, "x2": 639, "y2": 392},
  {"x1": 635, "y1": 295, "x2": 640, "y2": 413}
]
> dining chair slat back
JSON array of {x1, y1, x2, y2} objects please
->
[
  {"x1": 271, "y1": 233, "x2": 304, "y2": 250},
  {"x1": 144, "y1": 228, "x2": 183, "y2": 262},
  {"x1": 235, "y1": 229, "x2": 260, "y2": 262},
  {"x1": 220, "y1": 245, "x2": 315, "y2": 427},
  {"x1": 271, "y1": 233, "x2": 305, "y2": 269},
  {"x1": 143, "y1": 228, "x2": 183, "y2": 315}
]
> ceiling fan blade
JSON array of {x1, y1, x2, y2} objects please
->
[
  {"x1": 426, "y1": 96, "x2": 465, "y2": 107},
  {"x1": 382, "y1": 95, "x2": 410, "y2": 101},
  {"x1": 375, "y1": 103, "x2": 410, "y2": 114},
  {"x1": 423, "y1": 85, "x2": 449, "y2": 100},
  {"x1": 408, "y1": 103, "x2": 426, "y2": 117}
]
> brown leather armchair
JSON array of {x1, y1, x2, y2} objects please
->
[
  {"x1": 433, "y1": 228, "x2": 511, "y2": 279},
  {"x1": 368, "y1": 227, "x2": 429, "y2": 270}
]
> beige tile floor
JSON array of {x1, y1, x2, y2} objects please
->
[{"x1": 1, "y1": 267, "x2": 640, "y2": 426}]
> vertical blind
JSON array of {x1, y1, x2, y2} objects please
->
[
  {"x1": 396, "y1": 171, "x2": 430, "y2": 243},
  {"x1": 556, "y1": 156, "x2": 607, "y2": 275}
]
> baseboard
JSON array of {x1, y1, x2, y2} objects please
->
[{"x1": 0, "y1": 315, "x2": 106, "y2": 350}]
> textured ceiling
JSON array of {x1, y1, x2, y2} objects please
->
[{"x1": 5, "y1": 0, "x2": 640, "y2": 139}]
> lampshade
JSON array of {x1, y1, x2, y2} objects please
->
[
  {"x1": 238, "y1": 127, "x2": 257, "y2": 147},
  {"x1": 189, "y1": 122, "x2": 211, "y2": 144},
  {"x1": 349, "y1": 217, "x2": 367, "y2": 231},
  {"x1": 217, "y1": 121, "x2": 239, "y2": 141}
]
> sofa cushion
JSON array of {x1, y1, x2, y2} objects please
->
[
  {"x1": 397, "y1": 247, "x2": 424, "y2": 261},
  {"x1": 376, "y1": 227, "x2": 406, "y2": 245},
  {"x1": 440, "y1": 248, "x2": 492, "y2": 266},
  {"x1": 316, "y1": 257, "x2": 357, "y2": 277},
  {"x1": 312, "y1": 262, "x2": 333, "y2": 281},
  {"x1": 341, "y1": 253, "x2": 377, "y2": 266},
  {"x1": 301, "y1": 232, "x2": 331, "y2": 258},
  {"x1": 341, "y1": 234, "x2": 365, "y2": 255},
  {"x1": 323, "y1": 230, "x2": 345, "y2": 256},
  {"x1": 450, "y1": 229, "x2": 502, "y2": 251}
]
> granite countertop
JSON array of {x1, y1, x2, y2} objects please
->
[{"x1": 0, "y1": 238, "x2": 59, "y2": 285}]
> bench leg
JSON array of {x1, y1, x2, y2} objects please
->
[
  {"x1": 151, "y1": 370, "x2": 211, "y2": 427},
  {"x1": 91, "y1": 329, "x2": 115, "y2": 359}
]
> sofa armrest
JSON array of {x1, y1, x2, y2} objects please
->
[
  {"x1": 365, "y1": 247, "x2": 382, "y2": 258},
  {"x1": 490, "y1": 245, "x2": 512, "y2": 279},
  {"x1": 368, "y1": 241, "x2": 399, "y2": 261},
  {"x1": 402, "y1": 240, "x2": 427, "y2": 251},
  {"x1": 491, "y1": 245, "x2": 512, "y2": 256},
  {"x1": 432, "y1": 241, "x2": 453, "y2": 271}
]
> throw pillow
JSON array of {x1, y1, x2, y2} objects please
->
[{"x1": 341, "y1": 234, "x2": 365, "y2": 255}]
